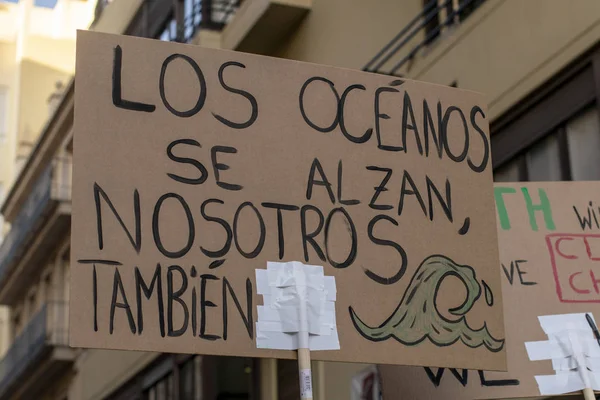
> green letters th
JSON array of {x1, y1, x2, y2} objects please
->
[{"x1": 521, "y1": 187, "x2": 555, "y2": 231}]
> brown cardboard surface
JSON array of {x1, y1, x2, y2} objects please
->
[
  {"x1": 380, "y1": 181, "x2": 600, "y2": 398},
  {"x1": 70, "y1": 30, "x2": 505, "y2": 369}
]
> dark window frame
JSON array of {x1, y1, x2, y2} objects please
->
[{"x1": 491, "y1": 42, "x2": 600, "y2": 180}]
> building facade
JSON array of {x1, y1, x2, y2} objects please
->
[
  {"x1": 0, "y1": 0, "x2": 599, "y2": 399},
  {"x1": 0, "y1": 0, "x2": 94, "y2": 398}
]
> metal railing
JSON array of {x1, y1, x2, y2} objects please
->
[
  {"x1": 0, "y1": 167, "x2": 52, "y2": 286},
  {"x1": 363, "y1": 0, "x2": 487, "y2": 76},
  {"x1": 0, "y1": 158, "x2": 72, "y2": 288},
  {"x1": 0, "y1": 302, "x2": 69, "y2": 392},
  {"x1": 161, "y1": 0, "x2": 243, "y2": 43}
]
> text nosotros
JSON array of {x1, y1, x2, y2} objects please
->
[{"x1": 113, "y1": 46, "x2": 489, "y2": 173}]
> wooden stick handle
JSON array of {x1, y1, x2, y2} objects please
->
[
  {"x1": 583, "y1": 387, "x2": 595, "y2": 400},
  {"x1": 298, "y1": 347, "x2": 313, "y2": 400}
]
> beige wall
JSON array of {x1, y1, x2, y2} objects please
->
[
  {"x1": 0, "y1": 41, "x2": 17, "y2": 200},
  {"x1": 7, "y1": 236, "x2": 69, "y2": 342},
  {"x1": 0, "y1": 40, "x2": 16, "y2": 359},
  {"x1": 17, "y1": 60, "x2": 69, "y2": 160},
  {"x1": 276, "y1": 0, "x2": 421, "y2": 70},
  {"x1": 322, "y1": 362, "x2": 370, "y2": 399},
  {"x1": 278, "y1": 0, "x2": 600, "y2": 123},
  {"x1": 396, "y1": 0, "x2": 600, "y2": 120},
  {"x1": 24, "y1": 36, "x2": 78, "y2": 73},
  {"x1": 69, "y1": 350, "x2": 158, "y2": 400}
]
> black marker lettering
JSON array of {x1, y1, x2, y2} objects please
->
[
  {"x1": 300, "y1": 205, "x2": 326, "y2": 262},
  {"x1": 337, "y1": 160, "x2": 359, "y2": 205},
  {"x1": 166, "y1": 139, "x2": 208, "y2": 185},
  {"x1": 112, "y1": 45, "x2": 155, "y2": 112},
  {"x1": 374, "y1": 86, "x2": 402, "y2": 152},
  {"x1": 365, "y1": 215, "x2": 407, "y2": 285},
  {"x1": 426, "y1": 176, "x2": 453, "y2": 222},
  {"x1": 94, "y1": 183, "x2": 141, "y2": 253},
  {"x1": 401, "y1": 91, "x2": 423, "y2": 155},
  {"x1": 200, "y1": 274, "x2": 220, "y2": 341},
  {"x1": 339, "y1": 84, "x2": 372, "y2": 143},
  {"x1": 299, "y1": 77, "x2": 340, "y2": 133},
  {"x1": 306, "y1": 158, "x2": 335, "y2": 204},
  {"x1": 135, "y1": 264, "x2": 165, "y2": 337},
  {"x1": 167, "y1": 265, "x2": 189, "y2": 337},
  {"x1": 78, "y1": 259, "x2": 122, "y2": 331},
  {"x1": 324, "y1": 207, "x2": 357, "y2": 269},
  {"x1": 366, "y1": 166, "x2": 393, "y2": 211},
  {"x1": 233, "y1": 202, "x2": 266, "y2": 259},
  {"x1": 261, "y1": 202, "x2": 300, "y2": 259},
  {"x1": 159, "y1": 54, "x2": 206, "y2": 118},
  {"x1": 110, "y1": 267, "x2": 136, "y2": 335},
  {"x1": 93, "y1": 265, "x2": 97, "y2": 332},
  {"x1": 398, "y1": 170, "x2": 426, "y2": 217},
  {"x1": 516, "y1": 259, "x2": 536, "y2": 286},
  {"x1": 423, "y1": 100, "x2": 443, "y2": 158},
  {"x1": 222, "y1": 277, "x2": 253, "y2": 340},
  {"x1": 478, "y1": 370, "x2": 520, "y2": 387},
  {"x1": 153, "y1": 193, "x2": 194, "y2": 258},
  {"x1": 212, "y1": 61, "x2": 258, "y2": 129},
  {"x1": 468, "y1": 106, "x2": 489, "y2": 173},
  {"x1": 442, "y1": 106, "x2": 469, "y2": 163},
  {"x1": 200, "y1": 199, "x2": 232, "y2": 258},
  {"x1": 211, "y1": 146, "x2": 242, "y2": 191},
  {"x1": 191, "y1": 284, "x2": 197, "y2": 336}
]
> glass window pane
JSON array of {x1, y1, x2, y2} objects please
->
[
  {"x1": 156, "y1": 381, "x2": 166, "y2": 400},
  {"x1": 0, "y1": 183, "x2": 4, "y2": 243},
  {"x1": 526, "y1": 133, "x2": 563, "y2": 181},
  {"x1": 566, "y1": 105, "x2": 600, "y2": 181},
  {"x1": 180, "y1": 359, "x2": 195, "y2": 400},
  {"x1": 167, "y1": 374, "x2": 174, "y2": 400},
  {"x1": 494, "y1": 158, "x2": 521, "y2": 182}
]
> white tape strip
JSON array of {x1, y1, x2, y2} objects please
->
[
  {"x1": 525, "y1": 313, "x2": 600, "y2": 395},
  {"x1": 535, "y1": 372, "x2": 600, "y2": 396},
  {"x1": 255, "y1": 261, "x2": 340, "y2": 351}
]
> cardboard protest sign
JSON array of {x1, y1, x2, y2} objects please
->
[
  {"x1": 70, "y1": 30, "x2": 505, "y2": 369},
  {"x1": 380, "y1": 181, "x2": 600, "y2": 398}
]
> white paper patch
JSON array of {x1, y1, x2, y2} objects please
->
[
  {"x1": 525, "y1": 313, "x2": 600, "y2": 395},
  {"x1": 300, "y1": 368, "x2": 313, "y2": 399},
  {"x1": 255, "y1": 261, "x2": 340, "y2": 351}
]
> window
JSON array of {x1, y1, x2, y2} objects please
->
[
  {"x1": 179, "y1": 357, "x2": 195, "y2": 400},
  {"x1": 491, "y1": 43, "x2": 600, "y2": 185},
  {"x1": 159, "y1": 19, "x2": 177, "y2": 42},
  {"x1": 566, "y1": 105, "x2": 600, "y2": 180},
  {"x1": 526, "y1": 132, "x2": 564, "y2": 181},
  {"x1": 44, "y1": 272, "x2": 53, "y2": 302},
  {"x1": 28, "y1": 292, "x2": 36, "y2": 315},
  {"x1": 278, "y1": 359, "x2": 300, "y2": 400},
  {"x1": 422, "y1": 0, "x2": 487, "y2": 45},
  {"x1": 0, "y1": 87, "x2": 7, "y2": 143},
  {"x1": 494, "y1": 103, "x2": 600, "y2": 183},
  {"x1": 145, "y1": 373, "x2": 175, "y2": 400},
  {"x1": 11, "y1": 310, "x2": 20, "y2": 339},
  {"x1": 493, "y1": 157, "x2": 522, "y2": 182},
  {"x1": 0, "y1": 183, "x2": 4, "y2": 244}
]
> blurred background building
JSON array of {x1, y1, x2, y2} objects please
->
[{"x1": 0, "y1": 0, "x2": 598, "y2": 399}]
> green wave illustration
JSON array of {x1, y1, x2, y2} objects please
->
[{"x1": 349, "y1": 255, "x2": 504, "y2": 352}]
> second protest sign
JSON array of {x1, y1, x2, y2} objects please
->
[{"x1": 70, "y1": 30, "x2": 505, "y2": 370}]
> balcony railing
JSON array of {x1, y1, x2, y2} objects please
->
[
  {"x1": 363, "y1": 0, "x2": 487, "y2": 76},
  {"x1": 0, "y1": 157, "x2": 71, "y2": 289},
  {"x1": 160, "y1": 0, "x2": 243, "y2": 43},
  {"x1": 0, "y1": 302, "x2": 69, "y2": 393}
]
